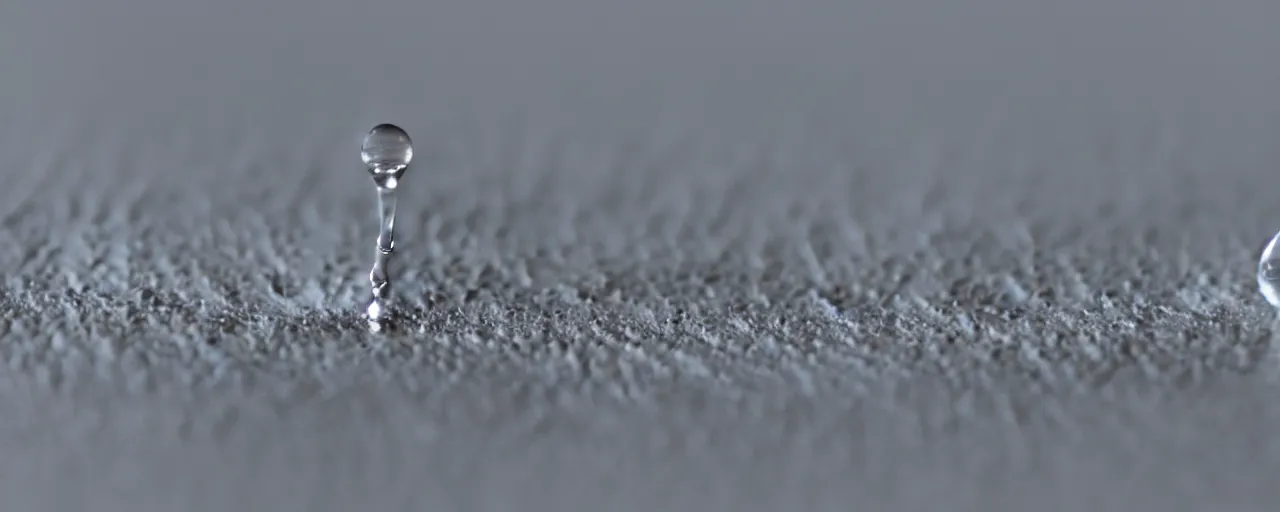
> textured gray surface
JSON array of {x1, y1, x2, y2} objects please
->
[{"x1": 3, "y1": 0, "x2": 1280, "y2": 510}]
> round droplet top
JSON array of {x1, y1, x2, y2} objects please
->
[
  {"x1": 1259, "y1": 230, "x2": 1280, "y2": 307},
  {"x1": 361, "y1": 123, "x2": 413, "y2": 173}
]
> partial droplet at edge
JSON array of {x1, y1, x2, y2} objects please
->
[{"x1": 1258, "y1": 230, "x2": 1280, "y2": 308}]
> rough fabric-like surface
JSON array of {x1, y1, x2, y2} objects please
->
[{"x1": 3, "y1": 0, "x2": 1280, "y2": 510}]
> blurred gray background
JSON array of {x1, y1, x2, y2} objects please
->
[{"x1": 2, "y1": 0, "x2": 1280, "y2": 510}]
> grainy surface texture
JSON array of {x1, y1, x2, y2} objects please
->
[{"x1": 3, "y1": 1, "x2": 1280, "y2": 510}]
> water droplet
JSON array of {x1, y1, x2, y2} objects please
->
[
  {"x1": 361, "y1": 123, "x2": 413, "y2": 175},
  {"x1": 361, "y1": 123, "x2": 412, "y2": 330},
  {"x1": 1259, "y1": 230, "x2": 1280, "y2": 307}
]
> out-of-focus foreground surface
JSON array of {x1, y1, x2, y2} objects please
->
[{"x1": 3, "y1": 0, "x2": 1280, "y2": 510}]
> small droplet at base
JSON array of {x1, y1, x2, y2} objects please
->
[{"x1": 366, "y1": 298, "x2": 392, "y2": 333}]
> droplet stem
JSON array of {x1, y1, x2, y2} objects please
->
[
  {"x1": 375, "y1": 177, "x2": 398, "y2": 254},
  {"x1": 369, "y1": 176, "x2": 398, "y2": 321}
]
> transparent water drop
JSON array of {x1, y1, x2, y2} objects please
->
[
  {"x1": 1258, "y1": 230, "x2": 1280, "y2": 307},
  {"x1": 361, "y1": 123, "x2": 413, "y2": 329},
  {"x1": 361, "y1": 123, "x2": 414, "y2": 175}
]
